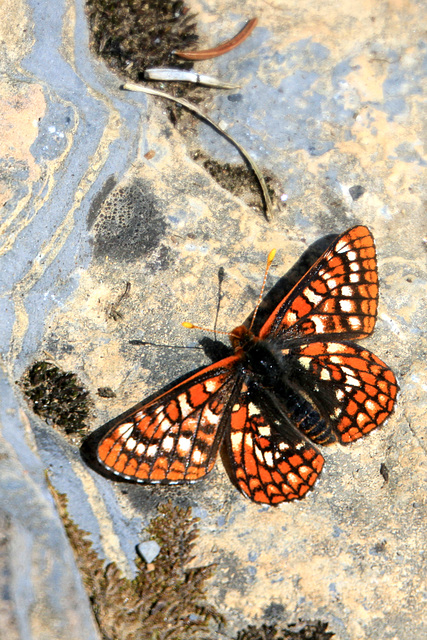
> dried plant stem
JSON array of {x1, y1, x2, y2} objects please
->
[
  {"x1": 144, "y1": 68, "x2": 239, "y2": 89},
  {"x1": 174, "y1": 18, "x2": 258, "y2": 60},
  {"x1": 122, "y1": 82, "x2": 273, "y2": 220}
]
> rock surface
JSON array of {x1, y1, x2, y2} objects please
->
[{"x1": 1, "y1": 0, "x2": 426, "y2": 638}]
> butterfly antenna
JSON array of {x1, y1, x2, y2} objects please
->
[
  {"x1": 248, "y1": 249, "x2": 276, "y2": 331},
  {"x1": 184, "y1": 250, "x2": 276, "y2": 338},
  {"x1": 182, "y1": 322, "x2": 231, "y2": 337},
  {"x1": 213, "y1": 267, "x2": 225, "y2": 340}
]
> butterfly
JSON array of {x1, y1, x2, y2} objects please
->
[{"x1": 97, "y1": 226, "x2": 398, "y2": 505}]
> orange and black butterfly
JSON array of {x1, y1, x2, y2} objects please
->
[{"x1": 97, "y1": 226, "x2": 398, "y2": 505}]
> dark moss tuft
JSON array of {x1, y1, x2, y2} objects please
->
[
  {"x1": 21, "y1": 361, "x2": 91, "y2": 435},
  {"x1": 86, "y1": 0, "x2": 198, "y2": 81},
  {"x1": 191, "y1": 149, "x2": 276, "y2": 213},
  {"x1": 235, "y1": 621, "x2": 334, "y2": 640}
]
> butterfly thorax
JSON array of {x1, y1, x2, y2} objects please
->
[{"x1": 230, "y1": 324, "x2": 283, "y2": 388}]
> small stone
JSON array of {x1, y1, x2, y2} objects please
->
[
  {"x1": 97, "y1": 387, "x2": 116, "y2": 398},
  {"x1": 137, "y1": 540, "x2": 161, "y2": 563},
  {"x1": 349, "y1": 185, "x2": 366, "y2": 200}
]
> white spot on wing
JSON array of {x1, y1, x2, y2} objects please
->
[
  {"x1": 264, "y1": 451, "x2": 274, "y2": 467},
  {"x1": 327, "y1": 278, "x2": 337, "y2": 289},
  {"x1": 192, "y1": 449, "x2": 205, "y2": 464},
  {"x1": 202, "y1": 406, "x2": 220, "y2": 425},
  {"x1": 159, "y1": 418, "x2": 172, "y2": 432},
  {"x1": 336, "y1": 389, "x2": 345, "y2": 401},
  {"x1": 349, "y1": 316, "x2": 362, "y2": 329},
  {"x1": 350, "y1": 262, "x2": 360, "y2": 272},
  {"x1": 177, "y1": 436, "x2": 192, "y2": 454},
  {"x1": 345, "y1": 375, "x2": 361, "y2": 387},
  {"x1": 248, "y1": 402, "x2": 260, "y2": 416},
  {"x1": 347, "y1": 250, "x2": 357, "y2": 260},
  {"x1": 125, "y1": 437, "x2": 137, "y2": 451},
  {"x1": 254, "y1": 445, "x2": 263, "y2": 462},
  {"x1": 326, "y1": 343, "x2": 347, "y2": 353},
  {"x1": 335, "y1": 239, "x2": 348, "y2": 253},
  {"x1": 146, "y1": 444, "x2": 158, "y2": 458},
  {"x1": 342, "y1": 366, "x2": 355, "y2": 376},
  {"x1": 245, "y1": 432, "x2": 253, "y2": 448},
  {"x1": 312, "y1": 316, "x2": 327, "y2": 332},
  {"x1": 303, "y1": 287, "x2": 323, "y2": 305},
  {"x1": 339, "y1": 299, "x2": 353, "y2": 312},
  {"x1": 231, "y1": 431, "x2": 243, "y2": 449},
  {"x1": 285, "y1": 311, "x2": 298, "y2": 324},
  {"x1": 320, "y1": 368, "x2": 331, "y2": 381},
  {"x1": 116, "y1": 423, "x2": 134, "y2": 438},
  {"x1": 205, "y1": 379, "x2": 218, "y2": 393},
  {"x1": 349, "y1": 273, "x2": 360, "y2": 283},
  {"x1": 162, "y1": 435, "x2": 175, "y2": 452},
  {"x1": 258, "y1": 426, "x2": 271, "y2": 436},
  {"x1": 178, "y1": 393, "x2": 192, "y2": 417},
  {"x1": 135, "y1": 443, "x2": 146, "y2": 455},
  {"x1": 366, "y1": 399, "x2": 377, "y2": 413},
  {"x1": 299, "y1": 356, "x2": 311, "y2": 370}
]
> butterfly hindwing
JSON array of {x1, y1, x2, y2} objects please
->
[
  {"x1": 259, "y1": 226, "x2": 378, "y2": 342},
  {"x1": 226, "y1": 383, "x2": 324, "y2": 504},
  {"x1": 283, "y1": 342, "x2": 399, "y2": 443},
  {"x1": 97, "y1": 356, "x2": 240, "y2": 483}
]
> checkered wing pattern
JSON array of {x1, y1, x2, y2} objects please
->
[
  {"x1": 226, "y1": 385, "x2": 324, "y2": 504},
  {"x1": 97, "y1": 357, "x2": 239, "y2": 483},
  {"x1": 96, "y1": 225, "x2": 398, "y2": 506},
  {"x1": 284, "y1": 342, "x2": 399, "y2": 443},
  {"x1": 260, "y1": 226, "x2": 378, "y2": 342}
]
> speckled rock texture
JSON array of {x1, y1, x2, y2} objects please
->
[{"x1": 1, "y1": 0, "x2": 426, "y2": 638}]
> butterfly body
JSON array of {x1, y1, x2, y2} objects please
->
[
  {"x1": 97, "y1": 226, "x2": 398, "y2": 505},
  {"x1": 230, "y1": 325, "x2": 284, "y2": 388}
]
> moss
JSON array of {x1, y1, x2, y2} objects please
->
[
  {"x1": 53, "y1": 491, "x2": 224, "y2": 640},
  {"x1": 191, "y1": 150, "x2": 277, "y2": 213},
  {"x1": 86, "y1": 0, "x2": 198, "y2": 81},
  {"x1": 20, "y1": 361, "x2": 91, "y2": 436},
  {"x1": 234, "y1": 621, "x2": 334, "y2": 640}
]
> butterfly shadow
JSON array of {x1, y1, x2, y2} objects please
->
[{"x1": 81, "y1": 231, "x2": 340, "y2": 485}]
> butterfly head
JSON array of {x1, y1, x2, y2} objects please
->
[{"x1": 229, "y1": 324, "x2": 259, "y2": 353}]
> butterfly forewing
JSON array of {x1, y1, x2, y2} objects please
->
[
  {"x1": 284, "y1": 342, "x2": 399, "y2": 443},
  {"x1": 259, "y1": 226, "x2": 378, "y2": 342},
  {"x1": 98, "y1": 356, "x2": 240, "y2": 483}
]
